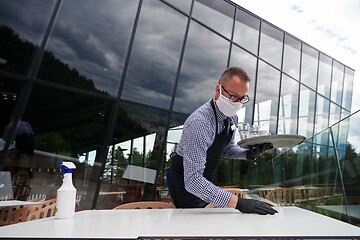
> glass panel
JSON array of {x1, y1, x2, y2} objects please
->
[
  {"x1": 173, "y1": 21, "x2": 229, "y2": 114},
  {"x1": 233, "y1": 8, "x2": 260, "y2": 55},
  {"x1": 259, "y1": 22, "x2": 283, "y2": 69},
  {"x1": 317, "y1": 53, "x2": 332, "y2": 97},
  {"x1": 3, "y1": 83, "x2": 111, "y2": 210},
  {"x1": 163, "y1": 0, "x2": 192, "y2": 14},
  {"x1": 314, "y1": 95, "x2": 330, "y2": 145},
  {"x1": 0, "y1": 77, "x2": 25, "y2": 152},
  {"x1": 278, "y1": 74, "x2": 299, "y2": 135},
  {"x1": 301, "y1": 44, "x2": 319, "y2": 90},
  {"x1": 254, "y1": 60, "x2": 280, "y2": 134},
  {"x1": 299, "y1": 85, "x2": 316, "y2": 138},
  {"x1": 193, "y1": 0, "x2": 235, "y2": 38},
  {"x1": 342, "y1": 67, "x2": 354, "y2": 111},
  {"x1": 329, "y1": 103, "x2": 341, "y2": 126},
  {"x1": 229, "y1": 45, "x2": 257, "y2": 124},
  {"x1": 122, "y1": 1, "x2": 187, "y2": 109},
  {"x1": 38, "y1": 0, "x2": 139, "y2": 96},
  {"x1": 331, "y1": 61, "x2": 344, "y2": 104},
  {"x1": 283, "y1": 34, "x2": 301, "y2": 80},
  {"x1": 98, "y1": 102, "x2": 169, "y2": 209},
  {"x1": 343, "y1": 111, "x2": 360, "y2": 226},
  {"x1": 329, "y1": 103, "x2": 341, "y2": 151},
  {"x1": 0, "y1": 0, "x2": 55, "y2": 75}
]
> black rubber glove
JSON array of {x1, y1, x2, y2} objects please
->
[
  {"x1": 246, "y1": 143, "x2": 273, "y2": 160},
  {"x1": 236, "y1": 198, "x2": 278, "y2": 215}
]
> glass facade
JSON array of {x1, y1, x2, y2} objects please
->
[{"x1": 0, "y1": 0, "x2": 356, "y2": 224}]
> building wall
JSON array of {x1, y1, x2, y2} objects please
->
[{"x1": 0, "y1": 0, "x2": 354, "y2": 209}]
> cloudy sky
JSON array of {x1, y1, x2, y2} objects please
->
[{"x1": 232, "y1": 0, "x2": 360, "y2": 112}]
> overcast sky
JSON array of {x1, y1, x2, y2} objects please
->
[{"x1": 232, "y1": 0, "x2": 360, "y2": 113}]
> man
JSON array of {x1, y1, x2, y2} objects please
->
[{"x1": 167, "y1": 67, "x2": 277, "y2": 215}]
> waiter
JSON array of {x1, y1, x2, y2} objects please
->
[{"x1": 167, "y1": 67, "x2": 277, "y2": 215}]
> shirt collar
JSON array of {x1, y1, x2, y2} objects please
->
[{"x1": 211, "y1": 99, "x2": 228, "y2": 122}]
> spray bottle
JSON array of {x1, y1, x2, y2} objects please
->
[{"x1": 55, "y1": 161, "x2": 77, "y2": 219}]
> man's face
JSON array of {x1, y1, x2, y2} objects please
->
[{"x1": 215, "y1": 75, "x2": 249, "y2": 101}]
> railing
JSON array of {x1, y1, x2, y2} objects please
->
[{"x1": 253, "y1": 109, "x2": 360, "y2": 227}]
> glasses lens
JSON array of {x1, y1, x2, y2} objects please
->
[{"x1": 241, "y1": 96, "x2": 250, "y2": 104}]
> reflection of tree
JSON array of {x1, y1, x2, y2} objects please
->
[
  {"x1": 1, "y1": 25, "x2": 149, "y2": 156},
  {"x1": 0, "y1": 26, "x2": 35, "y2": 74}
]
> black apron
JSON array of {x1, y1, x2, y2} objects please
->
[{"x1": 166, "y1": 100, "x2": 234, "y2": 208}]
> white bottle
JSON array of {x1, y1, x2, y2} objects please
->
[{"x1": 55, "y1": 161, "x2": 77, "y2": 219}]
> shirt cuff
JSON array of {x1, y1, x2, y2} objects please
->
[{"x1": 211, "y1": 188, "x2": 232, "y2": 208}]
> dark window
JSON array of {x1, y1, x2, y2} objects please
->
[
  {"x1": 173, "y1": 21, "x2": 229, "y2": 114},
  {"x1": 122, "y1": 1, "x2": 187, "y2": 109},
  {"x1": 0, "y1": 0, "x2": 55, "y2": 75},
  {"x1": 38, "y1": 0, "x2": 139, "y2": 96}
]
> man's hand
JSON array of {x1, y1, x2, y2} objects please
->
[
  {"x1": 236, "y1": 198, "x2": 278, "y2": 215},
  {"x1": 246, "y1": 143, "x2": 273, "y2": 160}
]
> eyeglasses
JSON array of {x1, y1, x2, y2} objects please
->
[{"x1": 221, "y1": 86, "x2": 250, "y2": 104}]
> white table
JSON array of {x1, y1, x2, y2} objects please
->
[
  {"x1": 0, "y1": 200, "x2": 42, "y2": 208},
  {"x1": 0, "y1": 207, "x2": 359, "y2": 239}
]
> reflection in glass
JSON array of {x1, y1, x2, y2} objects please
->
[
  {"x1": 163, "y1": 0, "x2": 192, "y2": 14},
  {"x1": 0, "y1": 0, "x2": 55, "y2": 75},
  {"x1": 342, "y1": 68, "x2": 354, "y2": 111},
  {"x1": 230, "y1": 45, "x2": 257, "y2": 124},
  {"x1": 259, "y1": 22, "x2": 283, "y2": 69},
  {"x1": 5, "y1": 83, "x2": 111, "y2": 209},
  {"x1": 0, "y1": 77, "x2": 25, "y2": 153},
  {"x1": 122, "y1": 1, "x2": 187, "y2": 109},
  {"x1": 38, "y1": 0, "x2": 139, "y2": 96},
  {"x1": 193, "y1": 0, "x2": 235, "y2": 38},
  {"x1": 173, "y1": 21, "x2": 229, "y2": 114},
  {"x1": 331, "y1": 61, "x2": 344, "y2": 105},
  {"x1": 317, "y1": 53, "x2": 332, "y2": 97},
  {"x1": 299, "y1": 85, "x2": 316, "y2": 138},
  {"x1": 278, "y1": 74, "x2": 299, "y2": 134},
  {"x1": 99, "y1": 102, "x2": 169, "y2": 208},
  {"x1": 314, "y1": 95, "x2": 330, "y2": 145},
  {"x1": 254, "y1": 61, "x2": 280, "y2": 134},
  {"x1": 301, "y1": 44, "x2": 318, "y2": 90},
  {"x1": 283, "y1": 35, "x2": 301, "y2": 80},
  {"x1": 233, "y1": 8, "x2": 260, "y2": 55}
]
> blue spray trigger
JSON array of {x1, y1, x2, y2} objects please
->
[{"x1": 59, "y1": 161, "x2": 76, "y2": 174}]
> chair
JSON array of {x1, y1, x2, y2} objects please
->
[
  {"x1": 27, "y1": 203, "x2": 56, "y2": 221},
  {"x1": 113, "y1": 201, "x2": 175, "y2": 210},
  {"x1": 0, "y1": 206, "x2": 20, "y2": 226},
  {"x1": 27, "y1": 197, "x2": 46, "y2": 202},
  {"x1": 265, "y1": 188, "x2": 293, "y2": 206},
  {"x1": 5, "y1": 205, "x2": 40, "y2": 225},
  {"x1": 27, "y1": 193, "x2": 47, "y2": 201}
]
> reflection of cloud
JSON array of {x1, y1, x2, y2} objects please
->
[
  {"x1": 0, "y1": 1, "x2": 55, "y2": 44},
  {"x1": 173, "y1": 21, "x2": 229, "y2": 113},
  {"x1": 347, "y1": 112, "x2": 360, "y2": 152},
  {"x1": 121, "y1": 1, "x2": 188, "y2": 108}
]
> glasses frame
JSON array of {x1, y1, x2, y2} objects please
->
[{"x1": 221, "y1": 86, "x2": 250, "y2": 104}]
